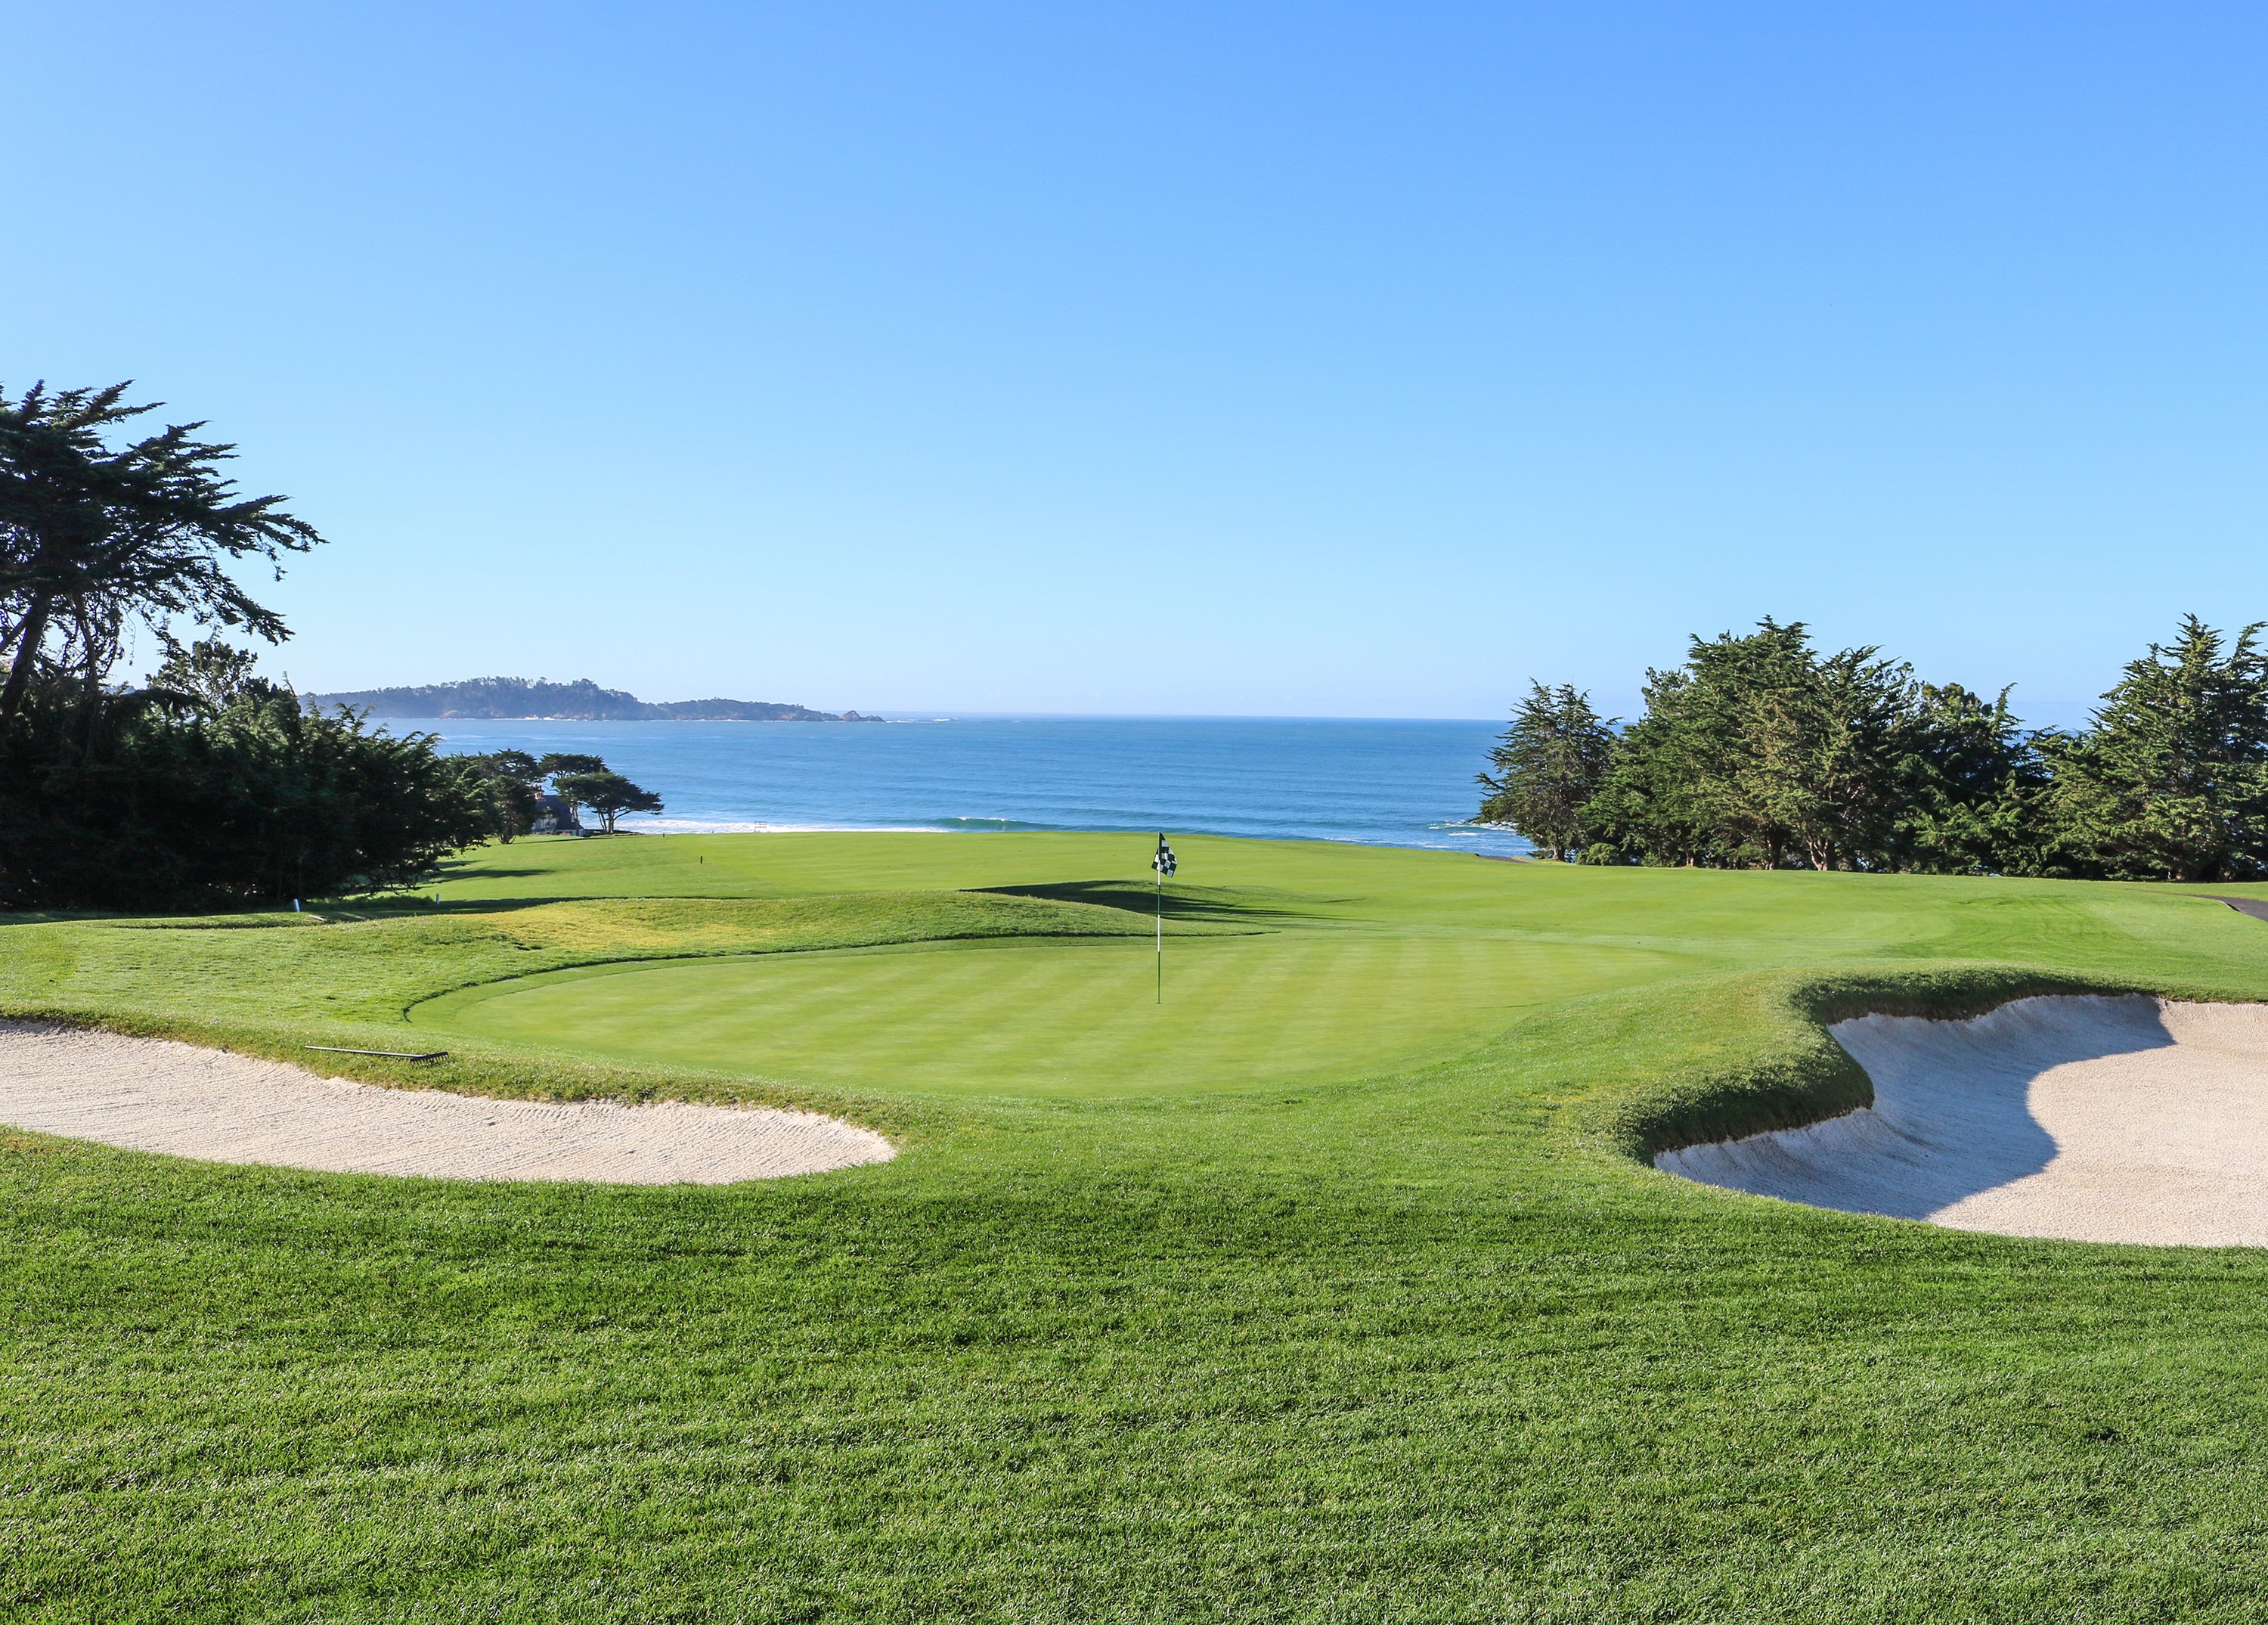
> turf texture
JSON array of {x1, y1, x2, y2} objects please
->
[{"x1": 4, "y1": 833, "x2": 2268, "y2": 1621}]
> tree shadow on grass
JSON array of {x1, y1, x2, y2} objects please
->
[{"x1": 975, "y1": 879, "x2": 1309, "y2": 927}]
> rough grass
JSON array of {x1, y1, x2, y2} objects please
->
[{"x1": 4, "y1": 834, "x2": 2268, "y2": 1621}]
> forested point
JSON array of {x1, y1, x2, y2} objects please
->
[
  {"x1": 1479, "y1": 616, "x2": 2268, "y2": 881},
  {"x1": 0, "y1": 381, "x2": 660, "y2": 911},
  {"x1": 303, "y1": 675, "x2": 875, "y2": 722}
]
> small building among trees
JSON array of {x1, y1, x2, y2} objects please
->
[{"x1": 528, "y1": 794, "x2": 584, "y2": 836}]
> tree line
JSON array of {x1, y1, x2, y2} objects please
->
[
  {"x1": 2, "y1": 381, "x2": 659, "y2": 911},
  {"x1": 1479, "y1": 616, "x2": 2268, "y2": 882},
  {"x1": 460, "y1": 749, "x2": 664, "y2": 837}
]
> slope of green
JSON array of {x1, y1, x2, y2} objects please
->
[
  {"x1": 414, "y1": 932, "x2": 1684, "y2": 1096},
  {"x1": 4, "y1": 833, "x2": 2268, "y2": 1621},
  {"x1": 0, "y1": 889, "x2": 1185, "y2": 1030}
]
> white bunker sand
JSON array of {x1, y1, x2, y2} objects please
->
[
  {"x1": 1658, "y1": 995, "x2": 2268, "y2": 1246},
  {"x1": 0, "y1": 1022, "x2": 893, "y2": 1184}
]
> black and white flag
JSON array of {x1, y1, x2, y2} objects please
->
[{"x1": 1153, "y1": 834, "x2": 1176, "y2": 879}]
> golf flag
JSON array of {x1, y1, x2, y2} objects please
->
[{"x1": 1153, "y1": 835, "x2": 1177, "y2": 879}]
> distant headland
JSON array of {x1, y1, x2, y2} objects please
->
[{"x1": 307, "y1": 677, "x2": 881, "y2": 722}]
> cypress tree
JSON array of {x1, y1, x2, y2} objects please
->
[
  {"x1": 1477, "y1": 682, "x2": 1616, "y2": 861},
  {"x1": 2043, "y1": 616, "x2": 2268, "y2": 881}
]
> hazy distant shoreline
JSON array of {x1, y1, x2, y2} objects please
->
[{"x1": 308, "y1": 676, "x2": 880, "y2": 723}]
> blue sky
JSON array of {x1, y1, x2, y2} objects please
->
[{"x1": 8, "y1": 4, "x2": 2266, "y2": 724}]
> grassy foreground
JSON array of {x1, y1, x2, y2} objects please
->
[{"x1": 5, "y1": 833, "x2": 2268, "y2": 1620}]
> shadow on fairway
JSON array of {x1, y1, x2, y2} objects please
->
[{"x1": 975, "y1": 879, "x2": 1306, "y2": 926}]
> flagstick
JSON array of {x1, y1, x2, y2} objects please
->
[{"x1": 1151, "y1": 833, "x2": 1175, "y2": 1004}]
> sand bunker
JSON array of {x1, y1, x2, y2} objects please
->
[
  {"x1": 1658, "y1": 995, "x2": 2268, "y2": 1246},
  {"x1": 0, "y1": 1022, "x2": 894, "y2": 1184}
]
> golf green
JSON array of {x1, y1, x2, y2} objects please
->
[{"x1": 412, "y1": 930, "x2": 1685, "y2": 1095}]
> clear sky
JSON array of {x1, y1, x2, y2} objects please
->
[{"x1": 8, "y1": 4, "x2": 2266, "y2": 724}]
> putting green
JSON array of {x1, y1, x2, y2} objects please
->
[{"x1": 414, "y1": 930, "x2": 1684, "y2": 1095}]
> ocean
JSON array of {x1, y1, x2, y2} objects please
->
[{"x1": 417, "y1": 716, "x2": 1529, "y2": 856}]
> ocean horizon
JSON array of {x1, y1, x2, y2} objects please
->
[{"x1": 420, "y1": 715, "x2": 1532, "y2": 857}]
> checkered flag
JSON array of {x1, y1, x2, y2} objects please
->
[{"x1": 1153, "y1": 834, "x2": 1176, "y2": 879}]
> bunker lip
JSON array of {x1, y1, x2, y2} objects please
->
[
  {"x1": 1656, "y1": 994, "x2": 2268, "y2": 1247},
  {"x1": 0, "y1": 1021, "x2": 894, "y2": 1184}
]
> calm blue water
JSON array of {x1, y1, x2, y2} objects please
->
[{"x1": 419, "y1": 716, "x2": 1528, "y2": 855}]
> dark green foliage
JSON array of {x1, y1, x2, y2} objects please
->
[
  {"x1": 477, "y1": 748, "x2": 543, "y2": 785},
  {"x1": 0, "y1": 381, "x2": 320, "y2": 721},
  {"x1": 1888, "y1": 683, "x2": 2048, "y2": 874},
  {"x1": 552, "y1": 769, "x2": 665, "y2": 834},
  {"x1": 1476, "y1": 682, "x2": 1615, "y2": 859},
  {"x1": 148, "y1": 632, "x2": 280, "y2": 715},
  {"x1": 0, "y1": 388, "x2": 507, "y2": 908},
  {"x1": 1573, "y1": 694, "x2": 1707, "y2": 864},
  {"x1": 0, "y1": 680, "x2": 495, "y2": 910},
  {"x1": 535, "y1": 752, "x2": 609, "y2": 825},
  {"x1": 1524, "y1": 616, "x2": 2268, "y2": 877},
  {"x1": 2042, "y1": 616, "x2": 2268, "y2": 881},
  {"x1": 1584, "y1": 620, "x2": 1919, "y2": 870},
  {"x1": 526, "y1": 754, "x2": 666, "y2": 835},
  {"x1": 458, "y1": 752, "x2": 544, "y2": 842}
]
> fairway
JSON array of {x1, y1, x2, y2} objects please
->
[
  {"x1": 414, "y1": 930, "x2": 1684, "y2": 1094},
  {"x1": 12, "y1": 831, "x2": 2268, "y2": 1621}
]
